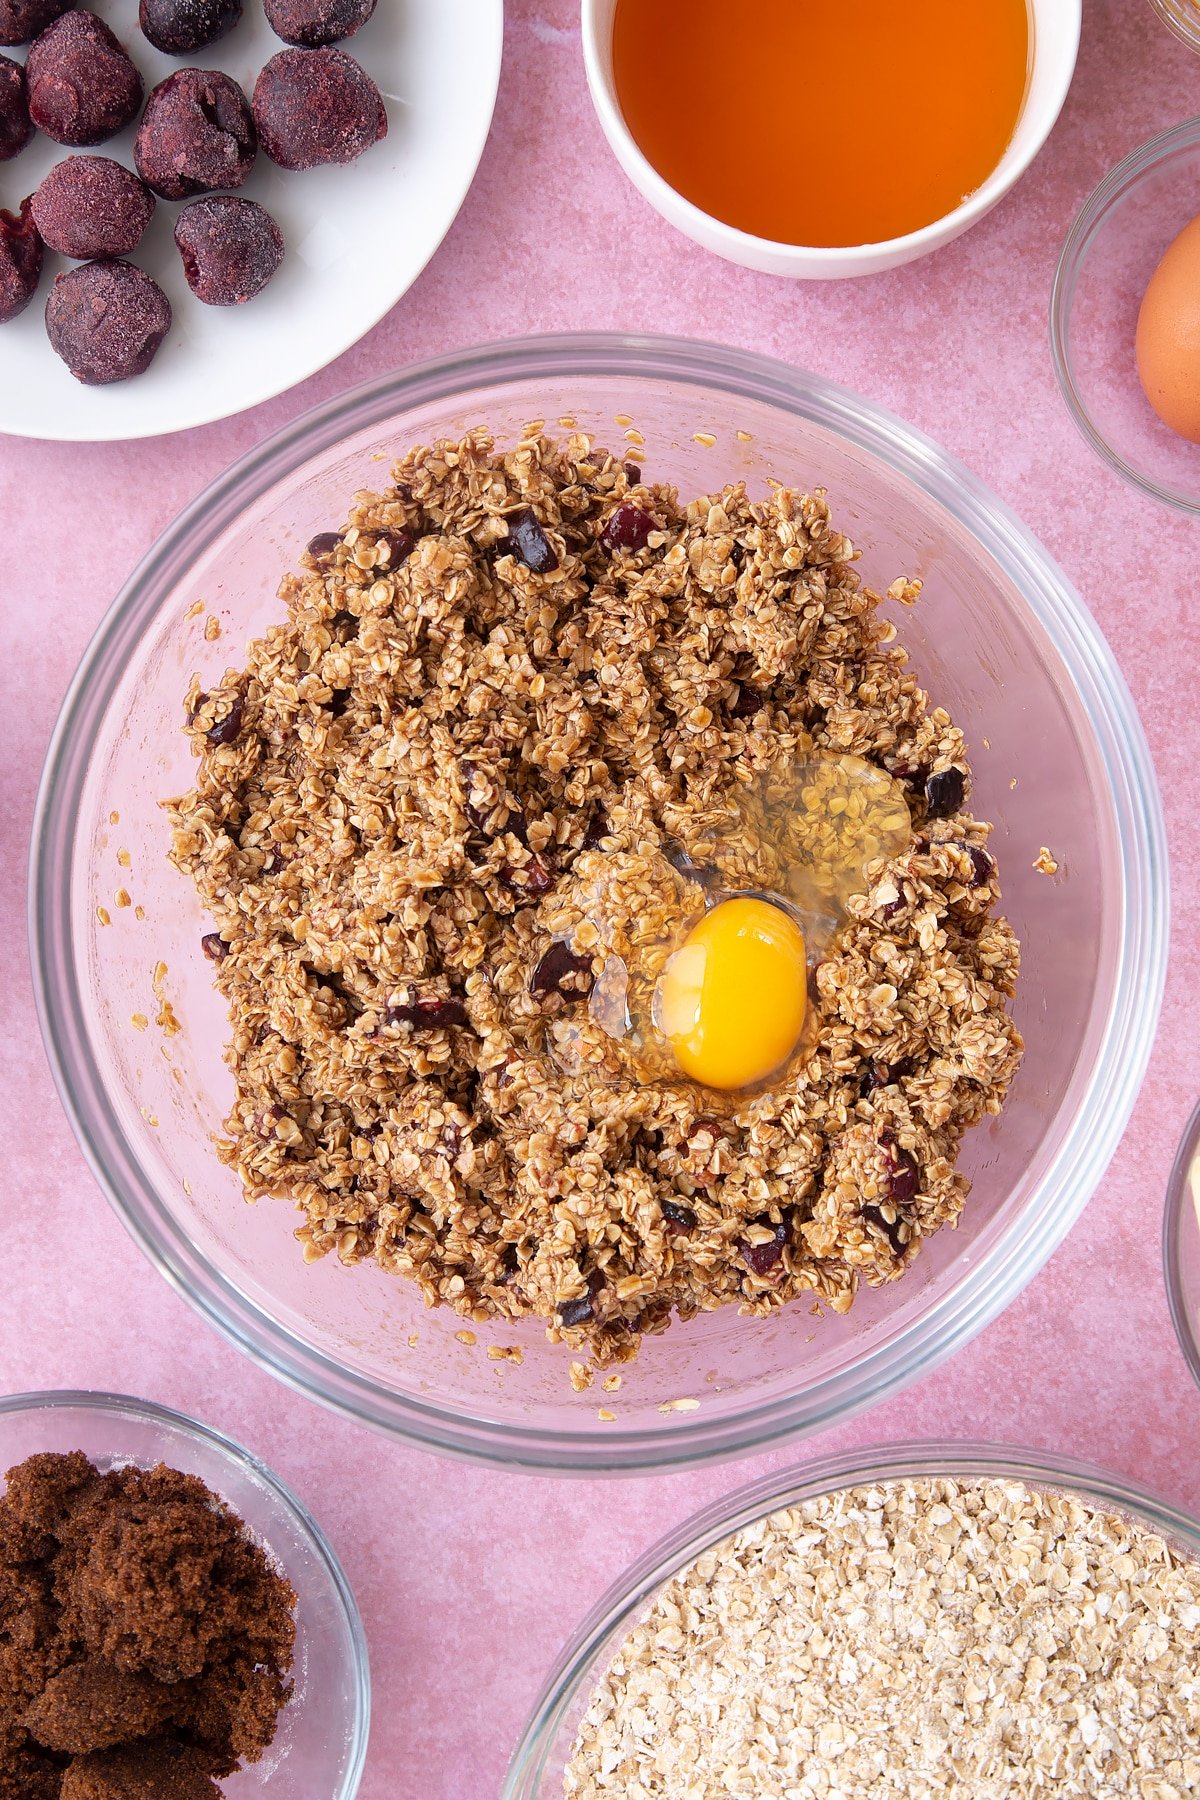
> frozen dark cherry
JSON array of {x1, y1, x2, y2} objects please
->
[
  {"x1": 924, "y1": 766, "x2": 965, "y2": 820},
  {"x1": 175, "y1": 195, "x2": 283, "y2": 305},
  {"x1": 32, "y1": 157, "x2": 155, "y2": 258},
  {"x1": 264, "y1": 0, "x2": 376, "y2": 46},
  {"x1": 135, "y1": 68, "x2": 256, "y2": 201},
  {"x1": 0, "y1": 198, "x2": 42, "y2": 322},
  {"x1": 253, "y1": 46, "x2": 387, "y2": 169},
  {"x1": 0, "y1": 0, "x2": 70, "y2": 45},
  {"x1": 600, "y1": 502, "x2": 655, "y2": 552},
  {"x1": 26, "y1": 12, "x2": 144, "y2": 147},
  {"x1": 139, "y1": 0, "x2": 242, "y2": 55},
  {"x1": 0, "y1": 52, "x2": 31, "y2": 158},
  {"x1": 45, "y1": 259, "x2": 171, "y2": 384}
]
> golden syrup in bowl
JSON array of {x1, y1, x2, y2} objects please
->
[{"x1": 611, "y1": 0, "x2": 1030, "y2": 248}]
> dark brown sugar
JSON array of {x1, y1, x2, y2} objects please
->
[{"x1": 0, "y1": 1451, "x2": 295, "y2": 1795}]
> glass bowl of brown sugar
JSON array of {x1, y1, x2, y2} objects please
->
[{"x1": 0, "y1": 1391, "x2": 369, "y2": 1798}]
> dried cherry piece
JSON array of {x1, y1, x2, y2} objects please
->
[
  {"x1": 660, "y1": 1199, "x2": 697, "y2": 1232},
  {"x1": 198, "y1": 691, "x2": 244, "y2": 745},
  {"x1": 0, "y1": 0, "x2": 70, "y2": 45},
  {"x1": 581, "y1": 808, "x2": 610, "y2": 850},
  {"x1": 385, "y1": 992, "x2": 469, "y2": 1030},
  {"x1": 0, "y1": 198, "x2": 42, "y2": 322},
  {"x1": 557, "y1": 1269, "x2": 605, "y2": 1328},
  {"x1": 140, "y1": 0, "x2": 242, "y2": 55},
  {"x1": 864, "y1": 1204, "x2": 906, "y2": 1255},
  {"x1": 880, "y1": 1132, "x2": 919, "y2": 1206},
  {"x1": 738, "y1": 1216, "x2": 789, "y2": 1276},
  {"x1": 26, "y1": 12, "x2": 143, "y2": 147},
  {"x1": 200, "y1": 932, "x2": 227, "y2": 961},
  {"x1": 500, "y1": 853, "x2": 553, "y2": 897},
  {"x1": 600, "y1": 502, "x2": 655, "y2": 552},
  {"x1": 135, "y1": 69, "x2": 257, "y2": 201},
  {"x1": 530, "y1": 940, "x2": 594, "y2": 1000},
  {"x1": 503, "y1": 506, "x2": 558, "y2": 574},
  {"x1": 377, "y1": 527, "x2": 414, "y2": 567},
  {"x1": 175, "y1": 195, "x2": 283, "y2": 304},
  {"x1": 622, "y1": 460, "x2": 641, "y2": 483},
  {"x1": 253, "y1": 46, "x2": 387, "y2": 170},
  {"x1": 962, "y1": 843, "x2": 994, "y2": 886},
  {"x1": 0, "y1": 52, "x2": 31, "y2": 158},
  {"x1": 730, "y1": 682, "x2": 763, "y2": 719},
  {"x1": 45, "y1": 259, "x2": 171, "y2": 385},
  {"x1": 264, "y1": 0, "x2": 376, "y2": 47},
  {"x1": 32, "y1": 157, "x2": 155, "y2": 259},
  {"x1": 924, "y1": 766, "x2": 965, "y2": 820},
  {"x1": 306, "y1": 531, "x2": 341, "y2": 559}
]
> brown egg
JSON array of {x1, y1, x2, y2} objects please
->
[{"x1": 1136, "y1": 213, "x2": 1200, "y2": 443}]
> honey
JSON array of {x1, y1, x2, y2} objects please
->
[{"x1": 611, "y1": 0, "x2": 1030, "y2": 248}]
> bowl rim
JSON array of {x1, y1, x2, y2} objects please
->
[
  {"x1": 1050, "y1": 113, "x2": 1200, "y2": 515},
  {"x1": 0, "y1": 1388, "x2": 371, "y2": 1798},
  {"x1": 28, "y1": 331, "x2": 1170, "y2": 1473},
  {"x1": 1163, "y1": 1097, "x2": 1200, "y2": 1392},
  {"x1": 1144, "y1": 0, "x2": 1200, "y2": 53},
  {"x1": 501, "y1": 1437, "x2": 1200, "y2": 1796},
  {"x1": 580, "y1": 0, "x2": 1082, "y2": 270}
]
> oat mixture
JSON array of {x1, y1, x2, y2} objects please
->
[
  {"x1": 166, "y1": 428, "x2": 1023, "y2": 1362},
  {"x1": 564, "y1": 1477, "x2": 1200, "y2": 1798}
]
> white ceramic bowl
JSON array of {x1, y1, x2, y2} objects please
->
[{"x1": 581, "y1": 0, "x2": 1081, "y2": 278}]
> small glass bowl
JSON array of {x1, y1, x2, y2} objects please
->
[
  {"x1": 0, "y1": 1391, "x2": 370, "y2": 1798},
  {"x1": 1051, "y1": 116, "x2": 1200, "y2": 513},
  {"x1": 1164, "y1": 1100, "x2": 1200, "y2": 1392},
  {"x1": 1145, "y1": 0, "x2": 1200, "y2": 53},
  {"x1": 502, "y1": 1440, "x2": 1200, "y2": 1796}
]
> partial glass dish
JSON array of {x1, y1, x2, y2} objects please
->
[
  {"x1": 1145, "y1": 0, "x2": 1200, "y2": 53},
  {"x1": 1164, "y1": 1098, "x2": 1200, "y2": 1394},
  {"x1": 0, "y1": 1390, "x2": 370, "y2": 1797},
  {"x1": 502, "y1": 1440, "x2": 1200, "y2": 1795},
  {"x1": 30, "y1": 334, "x2": 1168, "y2": 1473},
  {"x1": 1051, "y1": 116, "x2": 1200, "y2": 513}
]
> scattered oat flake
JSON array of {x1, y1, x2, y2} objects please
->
[
  {"x1": 407, "y1": 1332, "x2": 419, "y2": 1348},
  {"x1": 1010, "y1": 776, "x2": 1019, "y2": 790},
  {"x1": 735, "y1": 429, "x2": 753, "y2": 442},
  {"x1": 134, "y1": 906, "x2": 146, "y2": 921},
  {"x1": 117, "y1": 848, "x2": 131, "y2": 868},
  {"x1": 108, "y1": 810, "x2": 120, "y2": 825},
  {"x1": 1033, "y1": 845, "x2": 1059, "y2": 876},
  {"x1": 558, "y1": 415, "x2": 578, "y2": 429},
  {"x1": 152, "y1": 961, "x2": 169, "y2": 993},
  {"x1": 692, "y1": 432, "x2": 717, "y2": 448},
  {"x1": 657, "y1": 1396, "x2": 700, "y2": 1413},
  {"x1": 614, "y1": 413, "x2": 634, "y2": 427},
  {"x1": 455, "y1": 1329, "x2": 477, "y2": 1346},
  {"x1": 982, "y1": 737, "x2": 991, "y2": 750},
  {"x1": 130, "y1": 1013, "x2": 148, "y2": 1031},
  {"x1": 184, "y1": 598, "x2": 204, "y2": 621},
  {"x1": 182, "y1": 1177, "x2": 192, "y2": 1195},
  {"x1": 156, "y1": 1000, "x2": 182, "y2": 1037},
  {"x1": 204, "y1": 614, "x2": 222, "y2": 642},
  {"x1": 487, "y1": 1344, "x2": 524, "y2": 1364},
  {"x1": 96, "y1": 906, "x2": 111, "y2": 927},
  {"x1": 569, "y1": 1360, "x2": 594, "y2": 1393},
  {"x1": 115, "y1": 888, "x2": 131, "y2": 908},
  {"x1": 601, "y1": 1374, "x2": 622, "y2": 1392},
  {"x1": 596, "y1": 1408, "x2": 616, "y2": 1422}
]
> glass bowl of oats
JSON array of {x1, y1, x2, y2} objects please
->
[
  {"x1": 503, "y1": 1441, "x2": 1200, "y2": 1796},
  {"x1": 30, "y1": 335, "x2": 1167, "y2": 1472}
]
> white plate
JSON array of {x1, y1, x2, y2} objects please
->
[{"x1": 0, "y1": 0, "x2": 503, "y2": 439}]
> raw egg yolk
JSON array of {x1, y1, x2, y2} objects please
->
[{"x1": 655, "y1": 897, "x2": 808, "y2": 1092}]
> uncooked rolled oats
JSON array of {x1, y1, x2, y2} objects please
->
[
  {"x1": 564, "y1": 1477, "x2": 1200, "y2": 1798},
  {"x1": 165, "y1": 428, "x2": 1022, "y2": 1363}
]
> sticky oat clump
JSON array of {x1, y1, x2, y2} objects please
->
[{"x1": 165, "y1": 427, "x2": 1022, "y2": 1363}]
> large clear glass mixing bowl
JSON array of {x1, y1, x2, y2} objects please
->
[{"x1": 29, "y1": 335, "x2": 1168, "y2": 1473}]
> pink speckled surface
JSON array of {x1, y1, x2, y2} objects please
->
[{"x1": 4, "y1": 2, "x2": 1200, "y2": 1795}]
